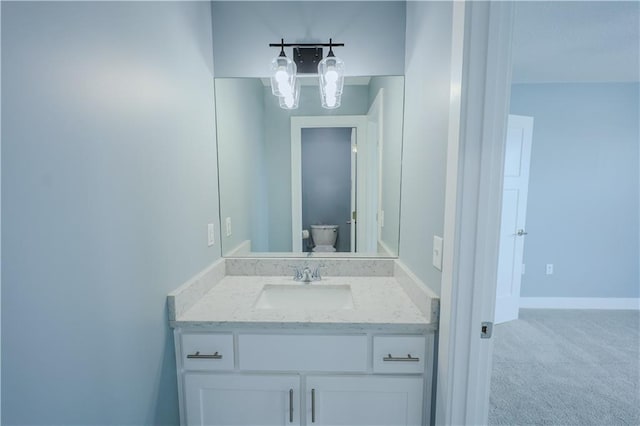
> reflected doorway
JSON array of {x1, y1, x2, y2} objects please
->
[{"x1": 301, "y1": 127, "x2": 356, "y2": 253}]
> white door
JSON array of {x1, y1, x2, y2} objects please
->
[
  {"x1": 184, "y1": 373, "x2": 300, "y2": 426},
  {"x1": 306, "y1": 375, "x2": 423, "y2": 426},
  {"x1": 494, "y1": 114, "x2": 534, "y2": 324}
]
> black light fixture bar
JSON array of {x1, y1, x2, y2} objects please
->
[
  {"x1": 270, "y1": 39, "x2": 344, "y2": 74},
  {"x1": 268, "y1": 39, "x2": 345, "y2": 48}
]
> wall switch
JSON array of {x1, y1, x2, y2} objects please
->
[
  {"x1": 546, "y1": 264, "x2": 554, "y2": 275},
  {"x1": 432, "y1": 236, "x2": 443, "y2": 271},
  {"x1": 225, "y1": 217, "x2": 232, "y2": 237},
  {"x1": 207, "y1": 223, "x2": 215, "y2": 247}
]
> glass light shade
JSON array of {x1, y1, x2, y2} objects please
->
[
  {"x1": 270, "y1": 55, "x2": 297, "y2": 97},
  {"x1": 318, "y1": 55, "x2": 344, "y2": 109},
  {"x1": 320, "y1": 87, "x2": 342, "y2": 109},
  {"x1": 278, "y1": 78, "x2": 300, "y2": 110}
]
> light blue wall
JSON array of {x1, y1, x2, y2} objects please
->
[
  {"x1": 211, "y1": 1, "x2": 406, "y2": 78},
  {"x1": 1, "y1": 2, "x2": 220, "y2": 424},
  {"x1": 399, "y1": 1, "x2": 453, "y2": 295},
  {"x1": 301, "y1": 128, "x2": 353, "y2": 253},
  {"x1": 511, "y1": 83, "x2": 640, "y2": 298},
  {"x1": 215, "y1": 79, "x2": 268, "y2": 254},
  {"x1": 368, "y1": 76, "x2": 405, "y2": 255},
  {"x1": 263, "y1": 84, "x2": 370, "y2": 251}
]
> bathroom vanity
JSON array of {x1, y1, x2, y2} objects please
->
[{"x1": 168, "y1": 258, "x2": 438, "y2": 426}]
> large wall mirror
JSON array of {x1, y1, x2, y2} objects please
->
[{"x1": 215, "y1": 76, "x2": 405, "y2": 257}]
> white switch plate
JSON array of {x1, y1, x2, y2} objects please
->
[
  {"x1": 546, "y1": 264, "x2": 554, "y2": 275},
  {"x1": 207, "y1": 223, "x2": 215, "y2": 247},
  {"x1": 433, "y1": 236, "x2": 443, "y2": 271},
  {"x1": 225, "y1": 217, "x2": 232, "y2": 237}
]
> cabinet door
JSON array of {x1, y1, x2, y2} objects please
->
[
  {"x1": 306, "y1": 376, "x2": 423, "y2": 426},
  {"x1": 184, "y1": 373, "x2": 300, "y2": 426}
]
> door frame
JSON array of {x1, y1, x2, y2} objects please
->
[
  {"x1": 437, "y1": 2, "x2": 514, "y2": 425},
  {"x1": 367, "y1": 89, "x2": 385, "y2": 252},
  {"x1": 290, "y1": 115, "x2": 368, "y2": 253}
]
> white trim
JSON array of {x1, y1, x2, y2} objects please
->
[
  {"x1": 368, "y1": 89, "x2": 384, "y2": 250},
  {"x1": 290, "y1": 115, "x2": 368, "y2": 253},
  {"x1": 520, "y1": 297, "x2": 640, "y2": 310},
  {"x1": 437, "y1": 2, "x2": 514, "y2": 426}
]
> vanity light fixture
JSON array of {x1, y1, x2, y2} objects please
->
[{"x1": 269, "y1": 39, "x2": 345, "y2": 110}]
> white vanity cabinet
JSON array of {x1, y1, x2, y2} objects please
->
[{"x1": 174, "y1": 330, "x2": 434, "y2": 426}]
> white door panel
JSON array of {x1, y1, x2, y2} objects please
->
[
  {"x1": 495, "y1": 115, "x2": 533, "y2": 324},
  {"x1": 184, "y1": 373, "x2": 300, "y2": 426},
  {"x1": 306, "y1": 375, "x2": 423, "y2": 426}
]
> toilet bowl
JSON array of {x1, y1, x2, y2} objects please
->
[{"x1": 310, "y1": 225, "x2": 338, "y2": 252}]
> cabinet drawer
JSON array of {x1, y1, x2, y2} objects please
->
[
  {"x1": 373, "y1": 336, "x2": 426, "y2": 374},
  {"x1": 238, "y1": 334, "x2": 367, "y2": 372},
  {"x1": 181, "y1": 333, "x2": 234, "y2": 371}
]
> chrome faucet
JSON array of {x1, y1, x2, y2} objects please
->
[
  {"x1": 292, "y1": 264, "x2": 325, "y2": 283},
  {"x1": 300, "y1": 267, "x2": 314, "y2": 283}
]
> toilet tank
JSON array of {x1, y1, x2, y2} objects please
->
[{"x1": 310, "y1": 225, "x2": 338, "y2": 246}]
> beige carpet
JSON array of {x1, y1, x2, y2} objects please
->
[{"x1": 489, "y1": 309, "x2": 640, "y2": 425}]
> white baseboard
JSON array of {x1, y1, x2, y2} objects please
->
[{"x1": 520, "y1": 297, "x2": 640, "y2": 310}]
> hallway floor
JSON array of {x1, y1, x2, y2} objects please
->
[{"x1": 489, "y1": 309, "x2": 640, "y2": 425}]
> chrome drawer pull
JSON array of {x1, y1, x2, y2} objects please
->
[
  {"x1": 186, "y1": 351, "x2": 222, "y2": 360},
  {"x1": 383, "y1": 353, "x2": 420, "y2": 362},
  {"x1": 311, "y1": 388, "x2": 316, "y2": 423}
]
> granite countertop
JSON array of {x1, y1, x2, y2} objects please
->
[{"x1": 172, "y1": 275, "x2": 433, "y2": 332}]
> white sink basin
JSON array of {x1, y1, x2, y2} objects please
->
[{"x1": 254, "y1": 284, "x2": 354, "y2": 310}]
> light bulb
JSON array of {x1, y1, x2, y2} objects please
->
[
  {"x1": 325, "y1": 68, "x2": 339, "y2": 83},
  {"x1": 325, "y1": 82, "x2": 337, "y2": 96},
  {"x1": 284, "y1": 95, "x2": 294, "y2": 108},
  {"x1": 278, "y1": 82, "x2": 292, "y2": 97},
  {"x1": 275, "y1": 68, "x2": 288, "y2": 84}
]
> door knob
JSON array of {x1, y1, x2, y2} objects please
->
[{"x1": 516, "y1": 229, "x2": 528, "y2": 236}]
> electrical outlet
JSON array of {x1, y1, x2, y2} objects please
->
[
  {"x1": 432, "y1": 236, "x2": 443, "y2": 271},
  {"x1": 225, "y1": 217, "x2": 232, "y2": 237},
  {"x1": 207, "y1": 223, "x2": 215, "y2": 247},
  {"x1": 546, "y1": 264, "x2": 554, "y2": 275}
]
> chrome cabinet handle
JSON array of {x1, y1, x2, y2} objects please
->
[
  {"x1": 289, "y1": 389, "x2": 294, "y2": 423},
  {"x1": 186, "y1": 351, "x2": 222, "y2": 360},
  {"x1": 383, "y1": 353, "x2": 420, "y2": 362},
  {"x1": 311, "y1": 388, "x2": 316, "y2": 423}
]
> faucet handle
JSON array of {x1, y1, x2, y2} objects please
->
[
  {"x1": 312, "y1": 264, "x2": 326, "y2": 280},
  {"x1": 290, "y1": 265, "x2": 302, "y2": 281}
]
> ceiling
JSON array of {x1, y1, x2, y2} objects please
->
[{"x1": 511, "y1": 1, "x2": 639, "y2": 83}]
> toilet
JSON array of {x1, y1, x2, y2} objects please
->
[{"x1": 310, "y1": 225, "x2": 338, "y2": 252}]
